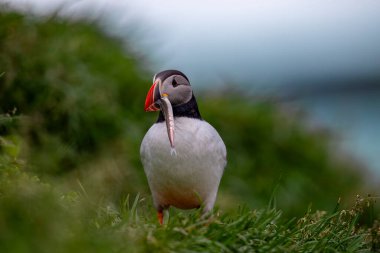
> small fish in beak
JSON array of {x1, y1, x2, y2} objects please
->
[
  {"x1": 144, "y1": 81, "x2": 176, "y2": 154},
  {"x1": 157, "y1": 95, "x2": 176, "y2": 152}
]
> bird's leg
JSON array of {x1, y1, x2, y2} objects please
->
[
  {"x1": 201, "y1": 207, "x2": 212, "y2": 220},
  {"x1": 164, "y1": 209, "x2": 170, "y2": 223},
  {"x1": 157, "y1": 210, "x2": 164, "y2": 225},
  {"x1": 201, "y1": 193, "x2": 217, "y2": 219}
]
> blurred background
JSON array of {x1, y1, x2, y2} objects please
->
[
  {"x1": 9, "y1": 0, "x2": 380, "y2": 176},
  {"x1": 0, "y1": 1, "x2": 379, "y2": 247}
]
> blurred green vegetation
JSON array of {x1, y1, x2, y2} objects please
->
[{"x1": 0, "y1": 7, "x2": 379, "y2": 252}]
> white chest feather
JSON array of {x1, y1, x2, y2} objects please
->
[{"x1": 140, "y1": 117, "x2": 226, "y2": 210}]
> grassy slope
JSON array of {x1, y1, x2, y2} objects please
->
[
  {"x1": 0, "y1": 155, "x2": 376, "y2": 252},
  {"x1": 0, "y1": 9, "x2": 379, "y2": 252}
]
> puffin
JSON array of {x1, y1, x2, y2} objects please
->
[{"x1": 140, "y1": 70, "x2": 227, "y2": 225}]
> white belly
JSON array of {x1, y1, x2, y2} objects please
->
[{"x1": 140, "y1": 117, "x2": 226, "y2": 210}]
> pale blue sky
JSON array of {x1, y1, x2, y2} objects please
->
[{"x1": 8, "y1": 0, "x2": 380, "y2": 86}]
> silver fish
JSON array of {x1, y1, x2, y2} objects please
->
[{"x1": 159, "y1": 96, "x2": 175, "y2": 149}]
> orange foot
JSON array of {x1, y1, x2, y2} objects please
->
[{"x1": 157, "y1": 210, "x2": 164, "y2": 225}]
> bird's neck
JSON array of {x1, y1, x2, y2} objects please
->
[{"x1": 156, "y1": 94, "x2": 202, "y2": 123}]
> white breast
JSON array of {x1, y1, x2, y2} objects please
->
[{"x1": 140, "y1": 117, "x2": 226, "y2": 211}]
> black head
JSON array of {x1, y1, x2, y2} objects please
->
[{"x1": 153, "y1": 69, "x2": 189, "y2": 83}]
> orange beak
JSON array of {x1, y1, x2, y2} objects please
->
[{"x1": 144, "y1": 81, "x2": 160, "y2": 111}]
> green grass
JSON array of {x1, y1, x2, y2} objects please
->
[
  {"x1": 91, "y1": 197, "x2": 372, "y2": 253},
  {"x1": 0, "y1": 165, "x2": 372, "y2": 253},
  {"x1": 0, "y1": 147, "x2": 378, "y2": 252}
]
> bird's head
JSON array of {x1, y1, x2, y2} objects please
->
[
  {"x1": 144, "y1": 70, "x2": 193, "y2": 149},
  {"x1": 144, "y1": 70, "x2": 192, "y2": 111}
]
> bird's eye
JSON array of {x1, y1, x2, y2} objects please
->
[{"x1": 172, "y1": 78, "x2": 179, "y2": 87}]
